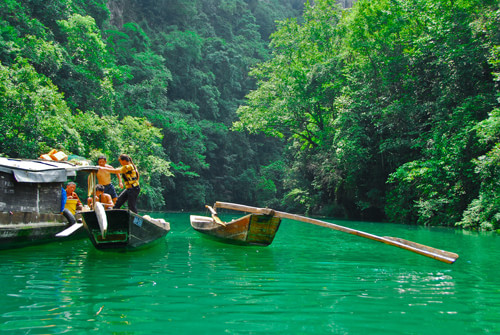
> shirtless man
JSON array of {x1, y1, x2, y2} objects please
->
[
  {"x1": 95, "y1": 156, "x2": 123, "y2": 204},
  {"x1": 87, "y1": 184, "x2": 114, "y2": 210}
]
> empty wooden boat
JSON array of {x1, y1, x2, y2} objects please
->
[
  {"x1": 213, "y1": 201, "x2": 460, "y2": 264},
  {"x1": 190, "y1": 205, "x2": 281, "y2": 246}
]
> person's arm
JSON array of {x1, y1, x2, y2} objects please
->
[
  {"x1": 102, "y1": 194, "x2": 114, "y2": 209},
  {"x1": 74, "y1": 193, "x2": 83, "y2": 210},
  {"x1": 87, "y1": 196, "x2": 97, "y2": 209},
  {"x1": 105, "y1": 164, "x2": 124, "y2": 188},
  {"x1": 113, "y1": 166, "x2": 123, "y2": 188},
  {"x1": 99, "y1": 165, "x2": 121, "y2": 174}
]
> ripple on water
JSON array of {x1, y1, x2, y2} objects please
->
[{"x1": 0, "y1": 218, "x2": 499, "y2": 334}]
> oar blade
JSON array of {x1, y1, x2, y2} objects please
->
[
  {"x1": 95, "y1": 202, "x2": 107, "y2": 238},
  {"x1": 383, "y1": 236, "x2": 459, "y2": 264}
]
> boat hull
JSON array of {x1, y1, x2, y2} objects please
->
[
  {"x1": 0, "y1": 159, "x2": 90, "y2": 249},
  {"x1": 82, "y1": 209, "x2": 170, "y2": 250},
  {"x1": 190, "y1": 213, "x2": 281, "y2": 246},
  {"x1": 0, "y1": 212, "x2": 85, "y2": 250}
]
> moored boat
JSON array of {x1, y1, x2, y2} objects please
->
[
  {"x1": 190, "y1": 205, "x2": 281, "y2": 246},
  {"x1": 212, "y1": 201, "x2": 460, "y2": 264},
  {"x1": 81, "y1": 208, "x2": 170, "y2": 250},
  {"x1": 0, "y1": 157, "x2": 92, "y2": 249}
]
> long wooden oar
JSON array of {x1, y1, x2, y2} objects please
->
[{"x1": 214, "y1": 202, "x2": 459, "y2": 264}]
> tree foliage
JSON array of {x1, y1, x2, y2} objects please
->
[
  {"x1": 0, "y1": 0, "x2": 302, "y2": 211},
  {"x1": 0, "y1": 58, "x2": 81, "y2": 157},
  {"x1": 237, "y1": 0, "x2": 500, "y2": 229},
  {"x1": 4, "y1": 0, "x2": 495, "y2": 228}
]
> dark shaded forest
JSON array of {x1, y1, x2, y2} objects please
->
[{"x1": 0, "y1": 0, "x2": 498, "y2": 230}]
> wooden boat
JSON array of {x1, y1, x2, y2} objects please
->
[
  {"x1": 190, "y1": 205, "x2": 281, "y2": 246},
  {"x1": 48, "y1": 164, "x2": 172, "y2": 251},
  {"x1": 0, "y1": 157, "x2": 91, "y2": 249},
  {"x1": 81, "y1": 208, "x2": 170, "y2": 251},
  {"x1": 212, "y1": 202, "x2": 460, "y2": 264}
]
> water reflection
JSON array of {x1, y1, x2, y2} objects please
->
[{"x1": 187, "y1": 237, "x2": 278, "y2": 272}]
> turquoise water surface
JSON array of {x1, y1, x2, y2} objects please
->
[{"x1": 0, "y1": 212, "x2": 499, "y2": 334}]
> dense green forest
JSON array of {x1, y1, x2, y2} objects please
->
[
  {"x1": 0, "y1": 0, "x2": 498, "y2": 230},
  {"x1": 0, "y1": 0, "x2": 303, "y2": 210}
]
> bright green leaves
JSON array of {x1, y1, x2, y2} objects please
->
[
  {"x1": 22, "y1": 35, "x2": 65, "y2": 77},
  {"x1": 58, "y1": 14, "x2": 108, "y2": 71},
  {"x1": 236, "y1": 0, "x2": 500, "y2": 225},
  {"x1": 57, "y1": 14, "x2": 117, "y2": 115},
  {"x1": 0, "y1": 59, "x2": 79, "y2": 158},
  {"x1": 236, "y1": 0, "x2": 342, "y2": 148},
  {"x1": 457, "y1": 20, "x2": 500, "y2": 229}
]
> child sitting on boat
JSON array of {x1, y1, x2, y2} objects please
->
[{"x1": 87, "y1": 184, "x2": 114, "y2": 210}]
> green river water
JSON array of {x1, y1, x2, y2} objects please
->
[{"x1": 0, "y1": 212, "x2": 499, "y2": 334}]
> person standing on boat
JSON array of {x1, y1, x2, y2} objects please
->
[
  {"x1": 99, "y1": 154, "x2": 140, "y2": 213},
  {"x1": 97, "y1": 156, "x2": 123, "y2": 204},
  {"x1": 95, "y1": 155, "x2": 123, "y2": 205}
]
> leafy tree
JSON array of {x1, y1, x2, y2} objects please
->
[
  {"x1": 0, "y1": 58, "x2": 82, "y2": 157},
  {"x1": 236, "y1": 0, "x2": 349, "y2": 214},
  {"x1": 57, "y1": 14, "x2": 118, "y2": 114},
  {"x1": 236, "y1": 0, "x2": 499, "y2": 227},
  {"x1": 384, "y1": 0, "x2": 498, "y2": 227},
  {"x1": 458, "y1": 6, "x2": 500, "y2": 230},
  {"x1": 236, "y1": 0, "x2": 342, "y2": 144}
]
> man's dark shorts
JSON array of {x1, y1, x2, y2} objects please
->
[{"x1": 103, "y1": 183, "x2": 118, "y2": 199}]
